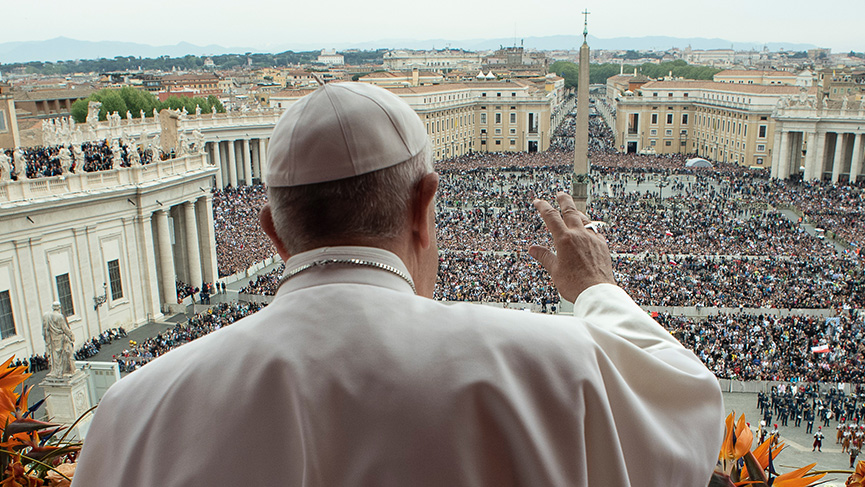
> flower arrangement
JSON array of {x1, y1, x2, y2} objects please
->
[
  {"x1": 710, "y1": 411, "x2": 865, "y2": 487},
  {"x1": 0, "y1": 356, "x2": 82, "y2": 487}
]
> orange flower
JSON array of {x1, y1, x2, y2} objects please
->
[
  {"x1": 0, "y1": 358, "x2": 31, "y2": 428},
  {"x1": 771, "y1": 462, "x2": 825, "y2": 487},
  {"x1": 847, "y1": 460, "x2": 865, "y2": 486},
  {"x1": 741, "y1": 435, "x2": 784, "y2": 479},
  {"x1": 720, "y1": 413, "x2": 753, "y2": 462}
]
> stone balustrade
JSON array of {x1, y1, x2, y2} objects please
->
[{"x1": 0, "y1": 153, "x2": 210, "y2": 204}]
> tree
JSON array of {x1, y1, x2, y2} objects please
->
[{"x1": 549, "y1": 60, "x2": 580, "y2": 89}]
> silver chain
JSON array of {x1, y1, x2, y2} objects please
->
[{"x1": 276, "y1": 258, "x2": 417, "y2": 295}]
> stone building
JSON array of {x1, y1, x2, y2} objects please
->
[
  {"x1": 383, "y1": 49, "x2": 482, "y2": 72},
  {"x1": 0, "y1": 154, "x2": 217, "y2": 361},
  {"x1": 615, "y1": 80, "x2": 810, "y2": 168},
  {"x1": 0, "y1": 82, "x2": 20, "y2": 149}
]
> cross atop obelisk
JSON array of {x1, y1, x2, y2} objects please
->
[
  {"x1": 582, "y1": 9, "x2": 590, "y2": 41},
  {"x1": 572, "y1": 8, "x2": 591, "y2": 212}
]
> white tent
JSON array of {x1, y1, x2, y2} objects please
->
[{"x1": 685, "y1": 157, "x2": 713, "y2": 168}]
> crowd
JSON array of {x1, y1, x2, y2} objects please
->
[
  {"x1": 114, "y1": 301, "x2": 265, "y2": 373},
  {"x1": 239, "y1": 265, "x2": 284, "y2": 296},
  {"x1": 659, "y1": 310, "x2": 864, "y2": 383},
  {"x1": 1, "y1": 140, "x2": 159, "y2": 180},
  {"x1": 73, "y1": 327, "x2": 129, "y2": 361},
  {"x1": 5, "y1": 354, "x2": 48, "y2": 373},
  {"x1": 212, "y1": 185, "x2": 277, "y2": 277}
]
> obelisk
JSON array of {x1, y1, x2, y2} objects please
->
[{"x1": 572, "y1": 9, "x2": 591, "y2": 213}]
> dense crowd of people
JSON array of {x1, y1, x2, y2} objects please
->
[
  {"x1": 114, "y1": 301, "x2": 265, "y2": 373},
  {"x1": 212, "y1": 185, "x2": 276, "y2": 277},
  {"x1": 1, "y1": 140, "x2": 160, "y2": 180},
  {"x1": 659, "y1": 310, "x2": 864, "y2": 383},
  {"x1": 74, "y1": 327, "x2": 128, "y2": 361}
]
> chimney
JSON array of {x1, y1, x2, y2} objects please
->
[{"x1": 412, "y1": 67, "x2": 419, "y2": 87}]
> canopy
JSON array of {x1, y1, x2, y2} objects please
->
[{"x1": 685, "y1": 157, "x2": 713, "y2": 168}]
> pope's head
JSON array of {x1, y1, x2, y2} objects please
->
[{"x1": 260, "y1": 83, "x2": 439, "y2": 297}]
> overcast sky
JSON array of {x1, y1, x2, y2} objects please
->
[{"x1": 4, "y1": 0, "x2": 862, "y2": 52}]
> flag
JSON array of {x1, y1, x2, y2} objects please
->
[{"x1": 811, "y1": 344, "x2": 830, "y2": 353}]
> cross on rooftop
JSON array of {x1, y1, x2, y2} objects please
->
[{"x1": 582, "y1": 9, "x2": 590, "y2": 40}]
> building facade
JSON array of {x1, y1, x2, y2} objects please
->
[
  {"x1": 0, "y1": 153, "x2": 217, "y2": 361},
  {"x1": 383, "y1": 49, "x2": 483, "y2": 72},
  {"x1": 0, "y1": 83, "x2": 20, "y2": 149},
  {"x1": 615, "y1": 80, "x2": 810, "y2": 168}
]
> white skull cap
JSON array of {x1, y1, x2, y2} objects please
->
[{"x1": 265, "y1": 82, "x2": 429, "y2": 187}]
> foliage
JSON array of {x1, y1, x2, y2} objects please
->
[
  {"x1": 70, "y1": 88, "x2": 225, "y2": 123},
  {"x1": 0, "y1": 356, "x2": 81, "y2": 486},
  {"x1": 550, "y1": 59, "x2": 721, "y2": 89}
]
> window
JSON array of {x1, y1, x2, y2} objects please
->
[
  {"x1": 0, "y1": 291, "x2": 15, "y2": 339},
  {"x1": 495, "y1": 140, "x2": 501, "y2": 145},
  {"x1": 665, "y1": 129, "x2": 673, "y2": 136},
  {"x1": 757, "y1": 144, "x2": 766, "y2": 152},
  {"x1": 651, "y1": 114, "x2": 658, "y2": 124},
  {"x1": 55, "y1": 273, "x2": 74, "y2": 317},
  {"x1": 650, "y1": 140, "x2": 657, "y2": 146},
  {"x1": 757, "y1": 158, "x2": 764, "y2": 165},
  {"x1": 480, "y1": 129, "x2": 487, "y2": 134},
  {"x1": 681, "y1": 129, "x2": 687, "y2": 135},
  {"x1": 510, "y1": 139, "x2": 516, "y2": 145},
  {"x1": 665, "y1": 140, "x2": 672, "y2": 146},
  {"x1": 666, "y1": 114, "x2": 673, "y2": 124},
  {"x1": 680, "y1": 140, "x2": 687, "y2": 146},
  {"x1": 682, "y1": 114, "x2": 689, "y2": 124},
  {"x1": 482, "y1": 93, "x2": 487, "y2": 97},
  {"x1": 495, "y1": 113, "x2": 501, "y2": 124},
  {"x1": 758, "y1": 125, "x2": 767, "y2": 138},
  {"x1": 510, "y1": 128, "x2": 516, "y2": 134},
  {"x1": 509, "y1": 113, "x2": 516, "y2": 124},
  {"x1": 0, "y1": 109, "x2": 7, "y2": 133},
  {"x1": 480, "y1": 113, "x2": 487, "y2": 124},
  {"x1": 496, "y1": 92, "x2": 501, "y2": 97},
  {"x1": 653, "y1": 92, "x2": 658, "y2": 97},
  {"x1": 495, "y1": 128, "x2": 501, "y2": 135},
  {"x1": 650, "y1": 129, "x2": 658, "y2": 136},
  {"x1": 108, "y1": 259, "x2": 123, "y2": 300}
]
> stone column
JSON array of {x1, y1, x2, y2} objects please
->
[
  {"x1": 153, "y1": 209, "x2": 176, "y2": 305},
  {"x1": 182, "y1": 201, "x2": 202, "y2": 289},
  {"x1": 135, "y1": 214, "x2": 162, "y2": 318},
  {"x1": 227, "y1": 140, "x2": 238, "y2": 188},
  {"x1": 211, "y1": 141, "x2": 223, "y2": 189},
  {"x1": 771, "y1": 129, "x2": 784, "y2": 178},
  {"x1": 807, "y1": 131, "x2": 827, "y2": 181},
  {"x1": 850, "y1": 133, "x2": 863, "y2": 182},
  {"x1": 258, "y1": 138, "x2": 267, "y2": 177},
  {"x1": 831, "y1": 133, "x2": 846, "y2": 183},
  {"x1": 242, "y1": 138, "x2": 252, "y2": 185},
  {"x1": 196, "y1": 195, "x2": 218, "y2": 285},
  {"x1": 776, "y1": 131, "x2": 790, "y2": 180}
]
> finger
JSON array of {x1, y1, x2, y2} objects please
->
[
  {"x1": 533, "y1": 198, "x2": 567, "y2": 236},
  {"x1": 556, "y1": 192, "x2": 585, "y2": 229},
  {"x1": 528, "y1": 245, "x2": 557, "y2": 272}
]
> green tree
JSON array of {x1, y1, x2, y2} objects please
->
[{"x1": 549, "y1": 60, "x2": 580, "y2": 89}]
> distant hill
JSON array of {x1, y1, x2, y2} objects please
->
[{"x1": 0, "y1": 35, "x2": 821, "y2": 65}]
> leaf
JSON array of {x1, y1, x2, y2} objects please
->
[
  {"x1": 3, "y1": 419, "x2": 62, "y2": 437},
  {"x1": 742, "y1": 451, "x2": 768, "y2": 483}
]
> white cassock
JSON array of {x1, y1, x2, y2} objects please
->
[{"x1": 72, "y1": 246, "x2": 724, "y2": 487}]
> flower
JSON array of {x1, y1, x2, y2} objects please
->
[
  {"x1": 847, "y1": 460, "x2": 865, "y2": 486},
  {"x1": 719, "y1": 412, "x2": 753, "y2": 462}
]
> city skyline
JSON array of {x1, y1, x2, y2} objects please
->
[{"x1": 2, "y1": 0, "x2": 863, "y2": 55}]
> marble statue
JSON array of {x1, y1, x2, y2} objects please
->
[
  {"x1": 211, "y1": 106, "x2": 217, "y2": 115},
  {"x1": 110, "y1": 140, "x2": 123, "y2": 168},
  {"x1": 13, "y1": 149, "x2": 27, "y2": 180},
  {"x1": 126, "y1": 110, "x2": 133, "y2": 121},
  {"x1": 177, "y1": 132, "x2": 189, "y2": 155},
  {"x1": 87, "y1": 101, "x2": 102, "y2": 128},
  {"x1": 72, "y1": 145, "x2": 84, "y2": 167},
  {"x1": 0, "y1": 152, "x2": 11, "y2": 181},
  {"x1": 195, "y1": 104, "x2": 201, "y2": 116},
  {"x1": 42, "y1": 302, "x2": 76, "y2": 377},
  {"x1": 191, "y1": 129, "x2": 204, "y2": 153},
  {"x1": 58, "y1": 146, "x2": 73, "y2": 174},
  {"x1": 140, "y1": 109, "x2": 146, "y2": 120},
  {"x1": 129, "y1": 143, "x2": 141, "y2": 165},
  {"x1": 841, "y1": 97, "x2": 849, "y2": 111},
  {"x1": 153, "y1": 108, "x2": 159, "y2": 119},
  {"x1": 158, "y1": 109, "x2": 181, "y2": 153}
]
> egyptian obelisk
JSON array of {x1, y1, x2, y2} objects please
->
[{"x1": 572, "y1": 9, "x2": 591, "y2": 212}]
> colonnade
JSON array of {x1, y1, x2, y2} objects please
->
[
  {"x1": 772, "y1": 129, "x2": 865, "y2": 182},
  {"x1": 151, "y1": 194, "x2": 218, "y2": 305},
  {"x1": 207, "y1": 137, "x2": 269, "y2": 188}
]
